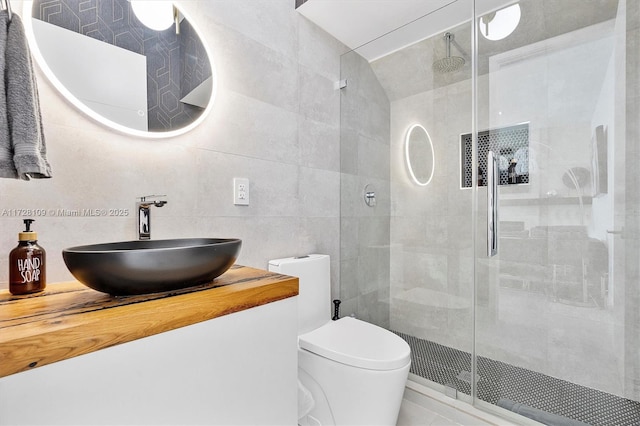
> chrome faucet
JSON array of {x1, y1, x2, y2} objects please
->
[{"x1": 137, "y1": 195, "x2": 167, "y2": 240}]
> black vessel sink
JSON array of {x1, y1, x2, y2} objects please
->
[{"x1": 62, "y1": 238, "x2": 242, "y2": 296}]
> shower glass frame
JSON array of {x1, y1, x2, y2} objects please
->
[{"x1": 339, "y1": 0, "x2": 476, "y2": 402}]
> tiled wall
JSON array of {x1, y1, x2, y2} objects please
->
[
  {"x1": 339, "y1": 50, "x2": 391, "y2": 326},
  {"x1": 0, "y1": 0, "x2": 347, "y2": 300}
]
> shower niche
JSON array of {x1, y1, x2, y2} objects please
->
[{"x1": 461, "y1": 123, "x2": 529, "y2": 188}]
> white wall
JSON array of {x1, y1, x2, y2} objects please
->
[{"x1": 0, "y1": 1, "x2": 348, "y2": 297}]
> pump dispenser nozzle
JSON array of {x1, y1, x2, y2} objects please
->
[{"x1": 19, "y1": 219, "x2": 37, "y2": 241}]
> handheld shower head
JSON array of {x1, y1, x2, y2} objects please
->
[{"x1": 432, "y1": 32, "x2": 465, "y2": 73}]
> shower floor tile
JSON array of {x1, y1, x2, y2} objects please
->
[{"x1": 392, "y1": 331, "x2": 640, "y2": 426}]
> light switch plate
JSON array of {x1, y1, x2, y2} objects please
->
[{"x1": 233, "y1": 178, "x2": 249, "y2": 206}]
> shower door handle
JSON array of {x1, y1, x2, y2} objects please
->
[{"x1": 487, "y1": 151, "x2": 498, "y2": 257}]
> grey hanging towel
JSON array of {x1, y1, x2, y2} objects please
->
[
  {"x1": 0, "y1": 10, "x2": 51, "y2": 180},
  {"x1": 0, "y1": 10, "x2": 11, "y2": 177}
]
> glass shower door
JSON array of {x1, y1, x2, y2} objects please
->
[{"x1": 474, "y1": 1, "x2": 640, "y2": 424}]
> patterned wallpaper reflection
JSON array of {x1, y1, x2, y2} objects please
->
[{"x1": 33, "y1": 0, "x2": 212, "y2": 131}]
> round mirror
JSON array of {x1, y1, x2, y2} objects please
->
[
  {"x1": 405, "y1": 124, "x2": 435, "y2": 186},
  {"x1": 24, "y1": 0, "x2": 216, "y2": 138}
]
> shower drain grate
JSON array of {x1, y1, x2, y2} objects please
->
[{"x1": 391, "y1": 331, "x2": 640, "y2": 426}]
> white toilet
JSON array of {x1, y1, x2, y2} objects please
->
[{"x1": 268, "y1": 254, "x2": 411, "y2": 426}]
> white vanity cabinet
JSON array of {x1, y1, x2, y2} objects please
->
[{"x1": 0, "y1": 267, "x2": 298, "y2": 425}]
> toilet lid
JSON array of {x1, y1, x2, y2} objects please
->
[{"x1": 298, "y1": 317, "x2": 411, "y2": 371}]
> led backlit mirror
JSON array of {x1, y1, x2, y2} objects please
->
[
  {"x1": 405, "y1": 124, "x2": 435, "y2": 186},
  {"x1": 24, "y1": 0, "x2": 216, "y2": 138}
]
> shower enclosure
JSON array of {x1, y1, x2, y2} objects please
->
[{"x1": 339, "y1": 0, "x2": 639, "y2": 424}]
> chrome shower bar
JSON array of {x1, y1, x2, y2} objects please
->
[{"x1": 487, "y1": 151, "x2": 498, "y2": 257}]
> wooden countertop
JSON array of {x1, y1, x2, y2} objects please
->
[{"x1": 0, "y1": 265, "x2": 298, "y2": 379}]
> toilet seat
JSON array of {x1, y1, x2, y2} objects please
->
[{"x1": 298, "y1": 317, "x2": 410, "y2": 371}]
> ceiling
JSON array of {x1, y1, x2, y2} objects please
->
[{"x1": 296, "y1": 0, "x2": 513, "y2": 61}]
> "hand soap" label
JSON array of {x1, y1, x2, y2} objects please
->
[{"x1": 17, "y1": 257, "x2": 41, "y2": 283}]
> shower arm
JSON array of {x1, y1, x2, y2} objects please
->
[{"x1": 448, "y1": 36, "x2": 469, "y2": 61}]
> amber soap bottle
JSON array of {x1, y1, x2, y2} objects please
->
[{"x1": 9, "y1": 219, "x2": 46, "y2": 295}]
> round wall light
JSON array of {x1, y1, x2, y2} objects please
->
[
  {"x1": 480, "y1": 3, "x2": 521, "y2": 41},
  {"x1": 131, "y1": 1, "x2": 175, "y2": 31},
  {"x1": 405, "y1": 124, "x2": 435, "y2": 186}
]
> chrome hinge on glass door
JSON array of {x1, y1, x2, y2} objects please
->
[{"x1": 487, "y1": 151, "x2": 499, "y2": 257}]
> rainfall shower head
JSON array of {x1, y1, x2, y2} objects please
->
[{"x1": 432, "y1": 32, "x2": 465, "y2": 73}]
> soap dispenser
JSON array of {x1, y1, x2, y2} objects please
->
[
  {"x1": 9, "y1": 219, "x2": 46, "y2": 295},
  {"x1": 508, "y1": 159, "x2": 518, "y2": 184}
]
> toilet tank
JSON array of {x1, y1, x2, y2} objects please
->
[{"x1": 268, "y1": 254, "x2": 330, "y2": 335}]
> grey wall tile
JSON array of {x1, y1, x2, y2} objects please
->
[
  {"x1": 299, "y1": 167, "x2": 340, "y2": 218},
  {"x1": 340, "y1": 127, "x2": 359, "y2": 175},
  {"x1": 198, "y1": 0, "x2": 298, "y2": 59},
  {"x1": 203, "y1": 19, "x2": 299, "y2": 113},
  {"x1": 298, "y1": 16, "x2": 347, "y2": 81},
  {"x1": 201, "y1": 90, "x2": 299, "y2": 164},
  {"x1": 299, "y1": 118, "x2": 340, "y2": 171},
  {"x1": 299, "y1": 66, "x2": 340, "y2": 125}
]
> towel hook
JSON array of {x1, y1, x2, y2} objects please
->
[{"x1": 3, "y1": 0, "x2": 12, "y2": 22}]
